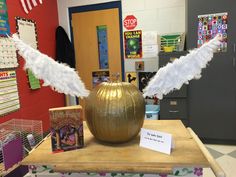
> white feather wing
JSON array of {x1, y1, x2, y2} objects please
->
[
  {"x1": 10, "y1": 34, "x2": 89, "y2": 98},
  {"x1": 143, "y1": 35, "x2": 221, "y2": 99}
]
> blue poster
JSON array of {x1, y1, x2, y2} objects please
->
[
  {"x1": 0, "y1": 0, "x2": 10, "y2": 36},
  {"x1": 97, "y1": 25, "x2": 109, "y2": 69}
]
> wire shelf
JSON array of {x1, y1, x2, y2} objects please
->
[{"x1": 0, "y1": 119, "x2": 43, "y2": 176}]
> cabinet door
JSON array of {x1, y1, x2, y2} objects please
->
[
  {"x1": 160, "y1": 99, "x2": 187, "y2": 120},
  {"x1": 187, "y1": 0, "x2": 236, "y2": 142}
]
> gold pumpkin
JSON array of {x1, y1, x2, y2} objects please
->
[{"x1": 85, "y1": 82, "x2": 145, "y2": 143}]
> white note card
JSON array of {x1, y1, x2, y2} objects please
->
[{"x1": 140, "y1": 128, "x2": 173, "y2": 155}]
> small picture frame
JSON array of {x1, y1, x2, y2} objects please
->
[{"x1": 135, "y1": 61, "x2": 144, "y2": 71}]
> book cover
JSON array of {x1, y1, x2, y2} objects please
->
[{"x1": 49, "y1": 105, "x2": 84, "y2": 153}]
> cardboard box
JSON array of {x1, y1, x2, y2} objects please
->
[{"x1": 49, "y1": 105, "x2": 83, "y2": 153}]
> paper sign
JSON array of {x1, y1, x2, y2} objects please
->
[
  {"x1": 140, "y1": 128, "x2": 173, "y2": 155},
  {"x1": 143, "y1": 45, "x2": 159, "y2": 58},
  {"x1": 142, "y1": 31, "x2": 158, "y2": 45}
]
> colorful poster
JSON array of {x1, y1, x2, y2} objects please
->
[
  {"x1": 124, "y1": 30, "x2": 142, "y2": 59},
  {"x1": 97, "y1": 25, "x2": 109, "y2": 69},
  {"x1": 0, "y1": 0, "x2": 10, "y2": 35},
  {"x1": 198, "y1": 12, "x2": 227, "y2": 52},
  {"x1": 0, "y1": 70, "x2": 20, "y2": 116},
  {"x1": 138, "y1": 72, "x2": 156, "y2": 93},
  {"x1": 125, "y1": 72, "x2": 137, "y2": 87},
  {"x1": 92, "y1": 71, "x2": 109, "y2": 88}
]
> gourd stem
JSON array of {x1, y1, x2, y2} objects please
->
[{"x1": 110, "y1": 73, "x2": 120, "y2": 82}]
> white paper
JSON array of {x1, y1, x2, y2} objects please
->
[
  {"x1": 140, "y1": 128, "x2": 173, "y2": 155},
  {"x1": 0, "y1": 37, "x2": 18, "y2": 69},
  {"x1": 142, "y1": 31, "x2": 158, "y2": 45},
  {"x1": 17, "y1": 19, "x2": 38, "y2": 49},
  {"x1": 143, "y1": 45, "x2": 159, "y2": 58}
]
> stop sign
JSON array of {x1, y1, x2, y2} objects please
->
[{"x1": 123, "y1": 15, "x2": 137, "y2": 30}]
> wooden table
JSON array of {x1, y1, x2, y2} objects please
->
[{"x1": 21, "y1": 120, "x2": 209, "y2": 174}]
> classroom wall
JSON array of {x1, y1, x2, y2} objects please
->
[
  {"x1": 57, "y1": 0, "x2": 186, "y2": 74},
  {"x1": 122, "y1": 0, "x2": 186, "y2": 72},
  {"x1": 0, "y1": 0, "x2": 65, "y2": 131}
]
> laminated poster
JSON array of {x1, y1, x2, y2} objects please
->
[
  {"x1": 198, "y1": 12, "x2": 227, "y2": 52},
  {"x1": 97, "y1": 25, "x2": 109, "y2": 69},
  {"x1": 124, "y1": 30, "x2": 142, "y2": 59},
  {"x1": 138, "y1": 72, "x2": 156, "y2": 93},
  {"x1": 125, "y1": 72, "x2": 137, "y2": 87},
  {"x1": 0, "y1": 37, "x2": 18, "y2": 69},
  {"x1": 0, "y1": 70, "x2": 20, "y2": 116},
  {"x1": 0, "y1": 0, "x2": 10, "y2": 36}
]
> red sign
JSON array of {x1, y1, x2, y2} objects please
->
[{"x1": 123, "y1": 15, "x2": 137, "y2": 30}]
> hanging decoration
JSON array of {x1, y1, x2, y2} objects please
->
[
  {"x1": 20, "y1": 0, "x2": 43, "y2": 14},
  {"x1": 9, "y1": 32, "x2": 221, "y2": 100},
  {"x1": 9, "y1": 34, "x2": 89, "y2": 98},
  {"x1": 143, "y1": 35, "x2": 222, "y2": 99}
]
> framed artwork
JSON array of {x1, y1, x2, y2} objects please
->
[{"x1": 198, "y1": 12, "x2": 227, "y2": 52}]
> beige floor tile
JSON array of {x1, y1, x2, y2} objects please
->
[
  {"x1": 203, "y1": 168, "x2": 215, "y2": 177},
  {"x1": 205, "y1": 144, "x2": 236, "y2": 154},
  {"x1": 216, "y1": 155, "x2": 236, "y2": 177}
]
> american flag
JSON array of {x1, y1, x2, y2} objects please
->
[{"x1": 20, "y1": 0, "x2": 43, "y2": 14}]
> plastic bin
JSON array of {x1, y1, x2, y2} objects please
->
[{"x1": 145, "y1": 105, "x2": 160, "y2": 120}]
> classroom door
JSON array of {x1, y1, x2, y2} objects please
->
[
  {"x1": 71, "y1": 8, "x2": 122, "y2": 89},
  {"x1": 71, "y1": 7, "x2": 123, "y2": 118}
]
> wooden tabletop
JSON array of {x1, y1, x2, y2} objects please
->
[{"x1": 21, "y1": 120, "x2": 209, "y2": 174}]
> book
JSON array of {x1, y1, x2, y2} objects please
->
[{"x1": 49, "y1": 105, "x2": 84, "y2": 153}]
